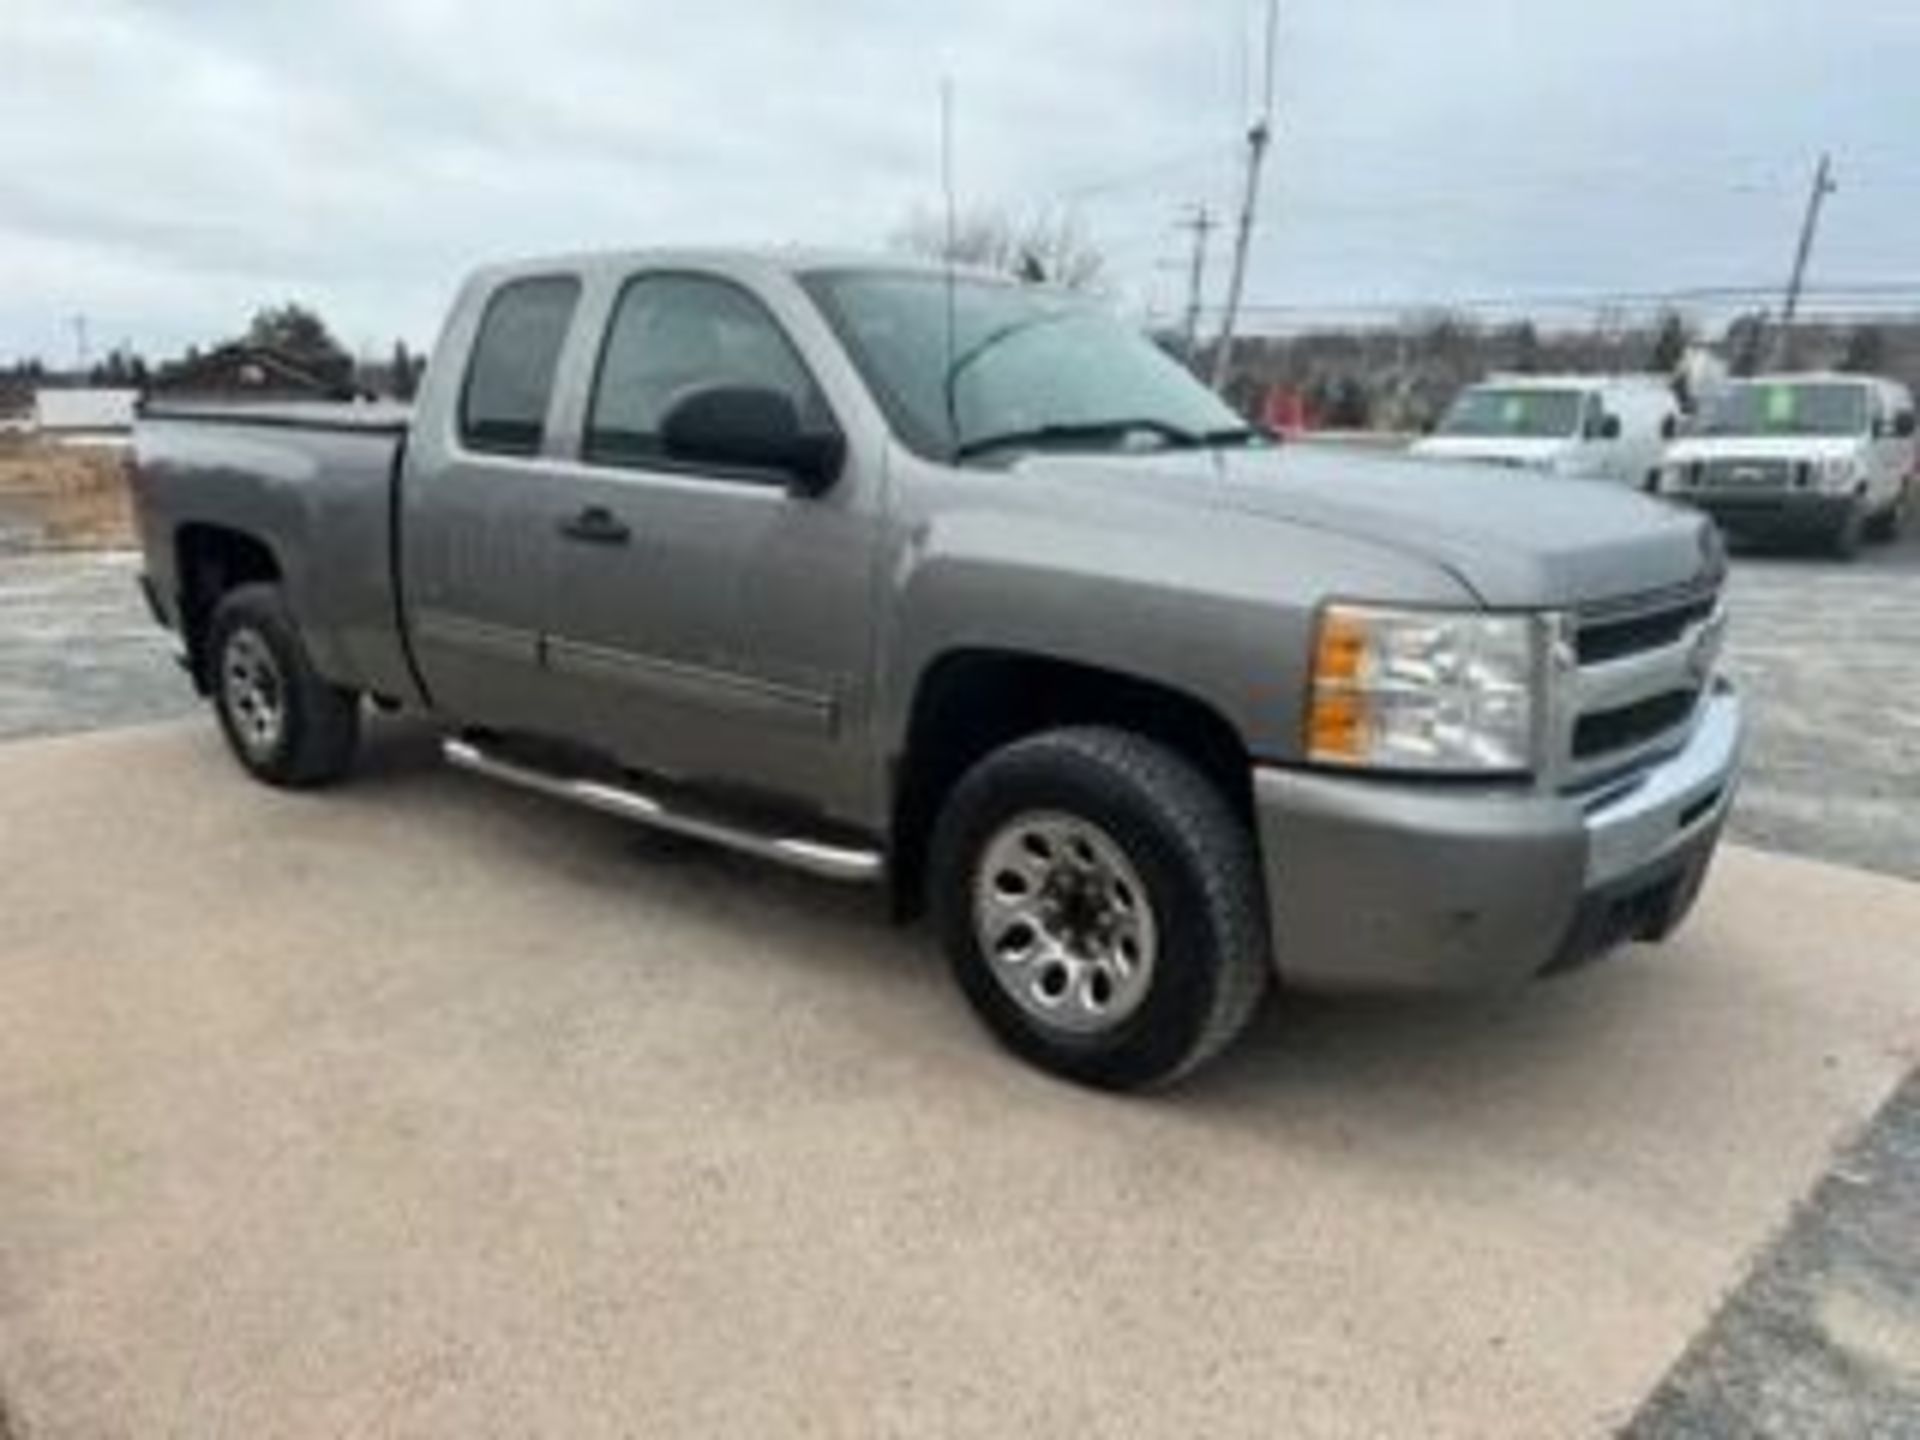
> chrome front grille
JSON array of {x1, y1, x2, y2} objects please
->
[
  {"x1": 1700, "y1": 457, "x2": 1795, "y2": 491},
  {"x1": 1551, "y1": 581, "x2": 1725, "y2": 790}
]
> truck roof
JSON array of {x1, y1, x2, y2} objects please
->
[
  {"x1": 465, "y1": 245, "x2": 1019, "y2": 290},
  {"x1": 1475, "y1": 374, "x2": 1673, "y2": 391},
  {"x1": 1730, "y1": 372, "x2": 1892, "y2": 387}
]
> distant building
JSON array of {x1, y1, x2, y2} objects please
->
[
  {"x1": 33, "y1": 387, "x2": 140, "y2": 437},
  {"x1": 149, "y1": 344, "x2": 351, "y2": 402}
]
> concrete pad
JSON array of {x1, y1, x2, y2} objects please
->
[{"x1": 0, "y1": 721, "x2": 1915, "y2": 1438}]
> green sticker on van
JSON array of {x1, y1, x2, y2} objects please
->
[
  {"x1": 1501, "y1": 396, "x2": 1526, "y2": 424},
  {"x1": 1764, "y1": 385, "x2": 1796, "y2": 425}
]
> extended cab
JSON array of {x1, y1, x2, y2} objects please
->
[
  {"x1": 132, "y1": 250, "x2": 1743, "y2": 1088},
  {"x1": 1659, "y1": 374, "x2": 1916, "y2": 557}
]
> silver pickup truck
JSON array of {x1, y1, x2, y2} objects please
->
[{"x1": 132, "y1": 248, "x2": 1742, "y2": 1088}]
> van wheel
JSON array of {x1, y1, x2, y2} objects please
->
[
  {"x1": 207, "y1": 583, "x2": 360, "y2": 787},
  {"x1": 1865, "y1": 486, "x2": 1906, "y2": 543},
  {"x1": 1828, "y1": 501, "x2": 1866, "y2": 560},
  {"x1": 929, "y1": 727, "x2": 1269, "y2": 1090}
]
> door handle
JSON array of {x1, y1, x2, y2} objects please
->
[{"x1": 558, "y1": 506, "x2": 632, "y2": 545}]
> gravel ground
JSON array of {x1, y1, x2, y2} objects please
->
[
  {"x1": 0, "y1": 551, "x2": 198, "y2": 740},
  {"x1": 1719, "y1": 523, "x2": 1920, "y2": 882},
  {"x1": 1629, "y1": 1072, "x2": 1920, "y2": 1438}
]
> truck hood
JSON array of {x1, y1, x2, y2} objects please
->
[
  {"x1": 1012, "y1": 443, "x2": 1720, "y2": 610},
  {"x1": 1406, "y1": 433, "x2": 1570, "y2": 468},
  {"x1": 1664, "y1": 434, "x2": 1864, "y2": 464}
]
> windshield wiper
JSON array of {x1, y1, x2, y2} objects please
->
[
  {"x1": 951, "y1": 417, "x2": 1205, "y2": 463},
  {"x1": 1197, "y1": 425, "x2": 1272, "y2": 448}
]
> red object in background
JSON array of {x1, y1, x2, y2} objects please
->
[{"x1": 1261, "y1": 386, "x2": 1311, "y2": 435}]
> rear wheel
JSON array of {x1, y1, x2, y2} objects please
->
[
  {"x1": 207, "y1": 583, "x2": 360, "y2": 787},
  {"x1": 929, "y1": 727, "x2": 1269, "y2": 1090}
]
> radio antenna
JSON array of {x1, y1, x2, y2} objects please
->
[{"x1": 941, "y1": 76, "x2": 960, "y2": 449}]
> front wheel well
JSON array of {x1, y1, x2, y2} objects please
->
[
  {"x1": 889, "y1": 651, "x2": 1253, "y2": 918},
  {"x1": 175, "y1": 524, "x2": 283, "y2": 689}
]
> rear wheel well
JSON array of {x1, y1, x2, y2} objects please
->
[
  {"x1": 175, "y1": 525, "x2": 282, "y2": 689},
  {"x1": 890, "y1": 651, "x2": 1252, "y2": 917}
]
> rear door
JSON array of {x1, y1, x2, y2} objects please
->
[
  {"x1": 401, "y1": 272, "x2": 581, "y2": 732},
  {"x1": 535, "y1": 268, "x2": 878, "y2": 820}
]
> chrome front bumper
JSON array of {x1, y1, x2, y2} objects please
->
[{"x1": 1251, "y1": 682, "x2": 1743, "y2": 993}]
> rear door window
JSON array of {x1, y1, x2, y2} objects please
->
[{"x1": 460, "y1": 275, "x2": 581, "y2": 456}]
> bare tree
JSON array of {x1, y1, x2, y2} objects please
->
[
  {"x1": 891, "y1": 203, "x2": 1105, "y2": 290},
  {"x1": 1840, "y1": 324, "x2": 1888, "y2": 374},
  {"x1": 1725, "y1": 312, "x2": 1769, "y2": 378},
  {"x1": 1647, "y1": 310, "x2": 1693, "y2": 374}
]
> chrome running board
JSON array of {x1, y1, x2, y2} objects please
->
[{"x1": 442, "y1": 737, "x2": 884, "y2": 884}]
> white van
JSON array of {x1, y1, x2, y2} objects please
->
[
  {"x1": 1411, "y1": 376, "x2": 1681, "y2": 490},
  {"x1": 1659, "y1": 374, "x2": 1916, "y2": 557}
]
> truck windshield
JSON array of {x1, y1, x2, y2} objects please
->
[
  {"x1": 801, "y1": 268, "x2": 1254, "y2": 462},
  {"x1": 1436, "y1": 387, "x2": 1584, "y2": 439},
  {"x1": 1699, "y1": 382, "x2": 1869, "y2": 437}
]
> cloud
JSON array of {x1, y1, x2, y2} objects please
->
[{"x1": 2, "y1": 0, "x2": 1915, "y2": 363}]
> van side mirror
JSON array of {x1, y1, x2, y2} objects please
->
[
  {"x1": 1895, "y1": 411, "x2": 1917, "y2": 438},
  {"x1": 1660, "y1": 414, "x2": 1679, "y2": 440},
  {"x1": 659, "y1": 385, "x2": 844, "y2": 493},
  {"x1": 1587, "y1": 412, "x2": 1622, "y2": 441}
]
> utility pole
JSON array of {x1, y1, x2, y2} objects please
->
[
  {"x1": 1210, "y1": 0, "x2": 1278, "y2": 393},
  {"x1": 70, "y1": 314, "x2": 89, "y2": 376},
  {"x1": 1771, "y1": 152, "x2": 1836, "y2": 369},
  {"x1": 1177, "y1": 204, "x2": 1215, "y2": 366}
]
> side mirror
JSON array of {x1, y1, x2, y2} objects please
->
[
  {"x1": 1589, "y1": 412, "x2": 1623, "y2": 441},
  {"x1": 1660, "y1": 414, "x2": 1679, "y2": 440},
  {"x1": 1895, "y1": 411, "x2": 1917, "y2": 438},
  {"x1": 659, "y1": 385, "x2": 844, "y2": 493}
]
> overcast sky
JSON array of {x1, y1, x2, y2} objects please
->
[{"x1": 4, "y1": 0, "x2": 1917, "y2": 365}]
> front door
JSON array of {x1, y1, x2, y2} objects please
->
[
  {"x1": 403, "y1": 273, "x2": 582, "y2": 733},
  {"x1": 537, "y1": 270, "x2": 876, "y2": 823}
]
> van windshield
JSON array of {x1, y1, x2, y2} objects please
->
[
  {"x1": 1699, "y1": 382, "x2": 1869, "y2": 437},
  {"x1": 1436, "y1": 387, "x2": 1584, "y2": 439},
  {"x1": 801, "y1": 268, "x2": 1254, "y2": 462}
]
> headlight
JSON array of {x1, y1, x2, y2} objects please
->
[
  {"x1": 1818, "y1": 455, "x2": 1859, "y2": 491},
  {"x1": 1307, "y1": 605, "x2": 1546, "y2": 774}
]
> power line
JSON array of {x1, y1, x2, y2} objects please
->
[
  {"x1": 1049, "y1": 143, "x2": 1238, "y2": 204},
  {"x1": 1222, "y1": 278, "x2": 1920, "y2": 318}
]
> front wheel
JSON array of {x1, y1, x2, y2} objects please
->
[
  {"x1": 1865, "y1": 484, "x2": 1907, "y2": 543},
  {"x1": 929, "y1": 728, "x2": 1270, "y2": 1090},
  {"x1": 1827, "y1": 500, "x2": 1866, "y2": 560},
  {"x1": 207, "y1": 583, "x2": 360, "y2": 788}
]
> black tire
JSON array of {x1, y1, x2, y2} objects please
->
[
  {"x1": 1865, "y1": 486, "x2": 1906, "y2": 543},
  {"x1": 929, "y1": 727, "x2": 1270, "y2": 1090},
  {"x1": 206, "y1": 583, "x2": 360, "y2": 788},
  {"x1": 1828, "y1": 500, "x2": 1865, "y2": 560}
]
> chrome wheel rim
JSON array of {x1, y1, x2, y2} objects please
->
[
  {"x1": 972, "y1": 811, "x2": 1158, "y2": 1035},
  {"x1": 220, "y1": 627, "x2": 285, "y2": 760}
]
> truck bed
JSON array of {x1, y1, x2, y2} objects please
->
[{"x1": 133, "y1": 399, "x2": 421, "y2": 708}]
